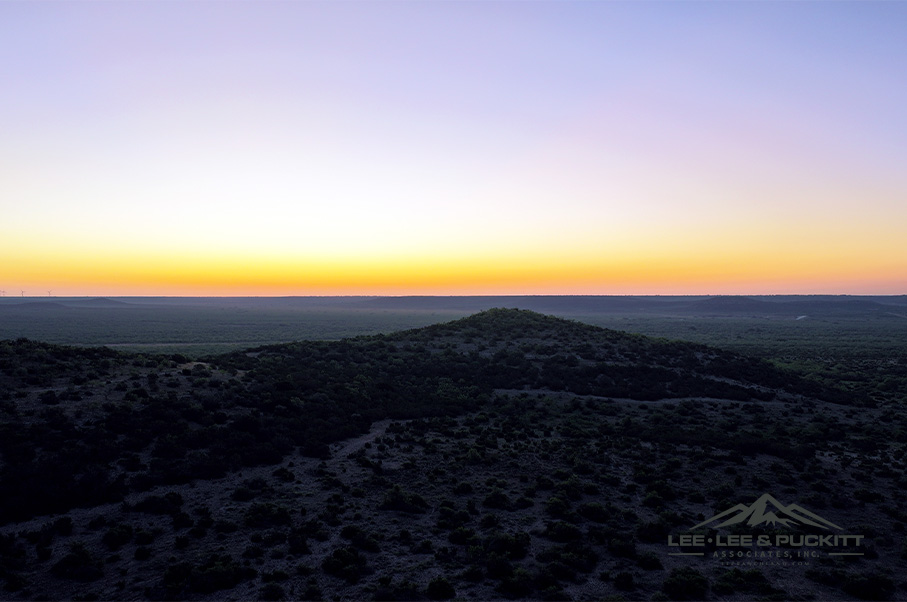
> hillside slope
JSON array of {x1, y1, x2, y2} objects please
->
[{"x1": 0, "y1": 310, "x2": 902, "y2": 601}]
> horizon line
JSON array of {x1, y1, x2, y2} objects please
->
[{"x1": 2, "y1": 293, "x2": 905, "y2": 299}]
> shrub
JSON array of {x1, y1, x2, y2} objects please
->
[
  {"x1": 449, "y1": 527, "x2": 478, "y2": 546},
  {"x1": 642, "y1": 492, "x2": 664, "y2": 509},
  {"x1": 712, "y1": 568, "x2": 778, "y2": 596},
  {"x1": 101, "y1": 524, "x2": 133, "y2": 551},
  {"x1": 230, "y1": 486, "x2": 257, "y2": 502},
  {"x1": 483, "y1": 490, "x2": 513, "y2": 511},
  {"x1": 842, "y1": 572, "x2": 895, "y2": 601},
  {"x1": 50, "y1": 542, "x2": 102, "y2": 582},
  {"x1": 244, "y1": 503, "x2": 291, "y2": 528},
  {"x1": 543, "y1": 521, "x2": 582, "y2": 543},
  {"x1": 453, "y1": 481, "x2": 474, "y2": 495},
  {"x1": 663, "y1": 567, "x2": 709, "y2": 600},
  {"x1": 272, "y1": 467, "x2": 295, "y2": 483},
  {"x1": 288, "y1": 528, "x2": 311, "y2": 555},
  {"x1": 496, "y1": 567, "x2": 533, "y2": 599},
  {"x1": 262, "y1": 569, "x2": 289, "y2": 582},
  {"x1": 379, "y1": 485, "x2": 429, "y2": 514},
  {"x1": 486, "y1": 532, "x2": 531, "y2": 560},
  {"x1": 189, "y1": 555, "x2": 256, "y2": 594},
  {"x1": 339, "y1": 525, "x2": 380, "y2": 552},
  {"x1": 374, "y1": 580, "x2": 422, "y2": 601},
  {"x1": 614, "y1": 571, "x2": 635, "y2": 590},
  {"x1": 259, "y1": 583, "x2": 285, "y2": 601},
  {"x1": 577, "y1": 502, "x2": 609, "y2": 523},
  {"x1": 608, "y1": 537, "x2": 636, "y2": 558},
  {"x1": 537, "y1": 543, "x2": 599, "y2": 574},
  {"x1": 545, "y1": 496, "x2": 570, "y2": 518},
  {"x1": 485, "y1": 553, "x2": 514, "y2": 580},
  {"x1": 427, "y1": 576, "x2": 456, "y2": 600},
  {"x1": 53, "y1": 516, "x2": 73, "y2": 536},
  {"x1": 134, "y1": 529, "x2": 154, "y2": 545},
  {"x1": 636, "y1": 519, "x2": 670, "y2": 543},
  {"x1": 132, "y1": 491, "x2": 184, "y2": 515},
  {"x1": 322, "y1": 546, "x2": 369, "y2": 583},
  {"x1": 171, "y1": 511, "x2": 194, "y2": 530},
  {"x1": 637, "y1": 551, "x2": 663, "y2": 570}
]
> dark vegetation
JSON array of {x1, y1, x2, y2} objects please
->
[{"x1": 0, "y1": 306, "x2": 905, "y2": 600}]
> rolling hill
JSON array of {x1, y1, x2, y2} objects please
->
[{"x1": 0, "y1": 310, "x2": 902, "y2": 601}]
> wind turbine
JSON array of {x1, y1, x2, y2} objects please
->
[
  {"x1": 0, "y1": 290, "x2": 5, "y2": 296},
  {"x1": 21, "y1": 290, "x2": 25, "y2": 297},
  {"x1": 47, "y1": 290, "x2": 53, "y2": 297}
]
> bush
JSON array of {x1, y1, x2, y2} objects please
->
[
  {"x1": 288, "y1": 528, "x2": 311, "y2": 555},
  {"x1": 244, "y1": 503, "x2": 291, "y2": 528},
  {"x1": 380, "y1": 485, "x2": 429, "y2": 514},
  {"x1": 486, "y1": 532, "x2": 531, "y2": 560},
  {"x1": 134, "y1": 529, "x2": 154, "y2": 545},
  {"x1": 427, "y1": 576, "x2": 456, "y2": 600},
  {"x1": 712, "y1": 568, "x2": 779, "y2": 596},
  {"x1": 178, "y1": 554, "x2": 256, "y2": 594},
  {"x1": 453, "y1": 481, "x2": 474, "y2": 495},
  {"x1": 339, "y1": 525, "x2": 380, "y2": 552},
  {"x1": 496, "y1": 567, "x2": 533, "y2": 599},
  {"x1": 272, "y1": 467, "x2": 295, "y2": 483},
  {"x1": 842, "y1": 572, "x2": 895, "y2": 601},
  {"x1": 636, "y1": 519, "x2": 670, "y2": 543},
  {"x1": 577, "y1": 502, "x2": 609, "y2": 523},
  {"x1": 374, "y1": 580, "x2": 422, "y2": 601},
  {"x1": 543, "y1": 521, "x2": 582, "y2": 543},
  {"x1": 50, "y1": 542, "x2": 102, "y2": 582},
  {"x1": 53, "y1": 516, "x2": 73, "y2": 536},
  {"x1": 101, "y1": 523, "x2": 133, "y2": 551},
  {"x1": 545, "y1": 496, "x2": 570, "y2": 518},
  {"x1": 322, "y1": 546, "x2": 369, "y2": 583},
  {"x1": 608, "y1": 537, "x2": 636, "y2": 558},
  {"x1": 132, "y1": 491, "x2": 184, "y2": 515},
  {"x1": 537, "y1": 543, "x2": 599, "y2": 574},
  {"x1": 262, "y1": 569, "x2": 289, "y2": 582},
  {"x1": 636, "y1": 551, "x2": 663, "y2": 570},
  {"x1": 483, "y1": 490, "x2": 513, "y2": 511},
  {"x1": 614, "y1": 571, "x2": 635, "y2": 590},
  {"x1": 230, "y1": 486, "x2": 257, "y2": 502},
  {"x1": 259, "y1": 583, "x2": 286, "y2": 601},
  {"x1": 663, "y1": 567, "x2": 709, "y2": 600},
  {"x1": 449, "y1": 527, "x2": 478, "y2": 546}
]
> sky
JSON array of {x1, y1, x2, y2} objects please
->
[{"x1": 1, "y1": 1, "x2": 905, "y2": 296}]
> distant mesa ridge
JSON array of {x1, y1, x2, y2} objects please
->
[
  {"x1": 0, "y1": 294, "x2": 904, "y2": 317},
  {"x1": 0, "y1": 297, "x2": 130, "y2": 309},
  {"x1": 0, "y1": 301, "x2": 71, "y2": 310},
  {"x1": 691, "y1": 493, "x2": 842, "y2": 530},
  {"x1": 78, "y1": 297, "x2": 131, "y2": 307},
  {"x1": 345, "y1": 294, "x2": 905, "y2": 317}
]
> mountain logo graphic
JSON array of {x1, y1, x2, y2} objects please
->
[{"x1": 691, "y1": 493, "x2": 842, "y2": 531}]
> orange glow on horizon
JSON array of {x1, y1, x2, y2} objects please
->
[{"x1": 4, "y1": 238, "x2": 904, "y2": 297}]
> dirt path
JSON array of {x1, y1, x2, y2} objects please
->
[{"x1": 327, "y1": 418, "x2": 398, "y2": 463}]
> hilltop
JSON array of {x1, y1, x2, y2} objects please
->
[
  {"x1": 0, "y1": 310, "x2": 903, "y2": 601},
  {"x1": 3, "y1": 295, "x2": 907, "y2": 359}
]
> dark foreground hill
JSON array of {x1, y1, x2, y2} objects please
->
[{"x1": 0, "y1": 310, "x2": 904, "y2": 601}]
